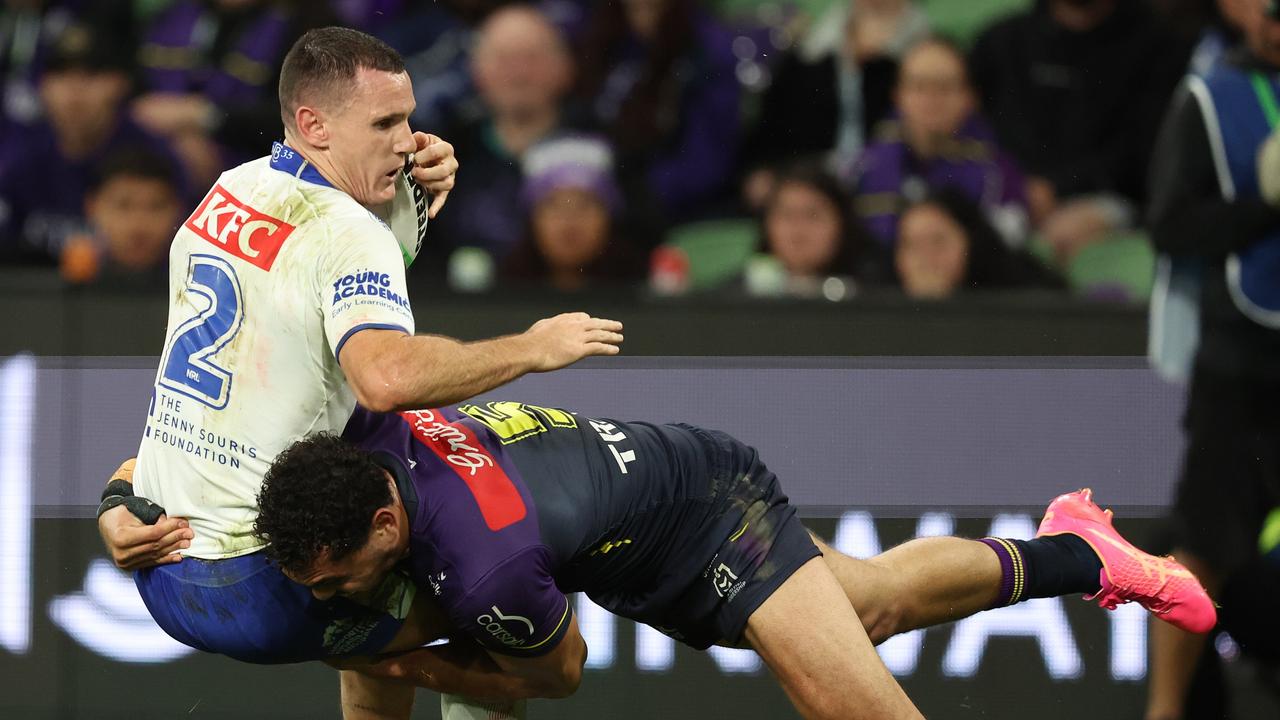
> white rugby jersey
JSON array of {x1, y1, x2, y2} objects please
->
[{"x1": 133, "y1": 143, "x2": 416, "y2": 559}]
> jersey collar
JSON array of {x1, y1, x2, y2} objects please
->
[
  {"x1": 372, "y1": 450, "x2": 419, "y2": 523},
  {"x1": 269, "y1": 141, "x2": 334, "y2": 189}
]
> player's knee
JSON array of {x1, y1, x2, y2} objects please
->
[
  {"x1": 864, "y1": 601, "x2": 909, "y2": 645},
  {"x1": 857, "y1": 558, "x2": 912, "y2": 642}
]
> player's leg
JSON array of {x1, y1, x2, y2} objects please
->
[
  {"x1": 809, "y1": 533, "x2": 1005, "y2": 643},
  {"x1": 1145, "y1": 416, "x2": 1277, "y2": 720},
  {"x1": 743, "y1": 556, "x2": 922, "y2": 720},
  {"x1": 809, "y1": 518, "x2": 1105, "y2": 643},
  {"x1": 812, "y1": 490, "x2": 1217, "y2": 643}
]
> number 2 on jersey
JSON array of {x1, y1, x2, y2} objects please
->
[{"x1": 159, "y1": 255, "x2": 244, "y2": 409}]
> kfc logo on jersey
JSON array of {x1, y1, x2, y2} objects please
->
[{"x1": 185, "y1": 185, "x2": 294, "y2": 271}]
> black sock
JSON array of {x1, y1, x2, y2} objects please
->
[{"x1": 979, "y1": 535, "x2": 1103, "y2": 606}]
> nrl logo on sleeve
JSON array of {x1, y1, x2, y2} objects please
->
[{"x1": 185, "y1": 184, "x2": 295, "y2": 271}]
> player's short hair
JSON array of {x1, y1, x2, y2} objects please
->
[
  {"x1": 278, "y1": 26, "x2": 406, "y2": 130},
  {"x1": 253, "y1": 433, "x2": 392, "y2": 573}
]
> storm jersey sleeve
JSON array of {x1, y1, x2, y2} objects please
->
[
  {"x1": 319, "y1": 215, "x2": 416, "y2": 362},
  {"x1": 448, "y1": 546, "x2": 573, "y2": 658}
]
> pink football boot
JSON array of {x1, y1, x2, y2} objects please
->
[{"x1": 1037, "y1": 489, "x2": 1217, "y2": 634}]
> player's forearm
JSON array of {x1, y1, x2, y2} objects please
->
[
  {"x1": 360, "y1": 642, "x2": 545, "y2": 700},
  {"x1": 378, "y1": 333, "x2": 538, "y2": 411}
]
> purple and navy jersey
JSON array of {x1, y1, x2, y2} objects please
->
[{"x1": 341, "y1": 402, "x2": 731, "y2": 657}]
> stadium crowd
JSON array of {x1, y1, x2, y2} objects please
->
[
  {"x1": 0, "y1": 0, "x2": 1217, "y2": 301},
  {"x1": 5, "y1": 2, "x2": 1280, "y2": 719}
]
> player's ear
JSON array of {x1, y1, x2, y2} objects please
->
[
  {"x1": 371, "y1": 506, "x2": 398, "y2": 537},
  {"x1": 295, "y1": 106, "x2": 329, "y2": 149}
]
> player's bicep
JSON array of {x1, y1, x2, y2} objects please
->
[
  {"x1": 460, "y1": 586, "x2": 574, "y2": 659},
  {"x1": 483, "y1": 612, "x2": 586, "y2": 697}
]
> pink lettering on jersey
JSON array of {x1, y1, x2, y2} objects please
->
[
  {"x1": 400, "y1": 410, "x2": 527, "y2": 531},
  {"x1": 185, "y1": 184, "x2": 294, "y2": 271}
]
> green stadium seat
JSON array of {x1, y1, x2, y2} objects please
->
[
  {"x1": 709, "y1": 0, "x2": 1032, "y2": 47},
  {"x1": 1065, "y1": 231, "x2": 1156, "y2": 302},
  {"x1": 664, "y1": 218, "x2": 761, "y2": 290},
  {"x1": 710, "y1": 0, "x2": 839, "y2": 23}
]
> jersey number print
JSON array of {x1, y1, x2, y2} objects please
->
[{"x1": 159, "y1": 254, "x2": 245, "y2": 409}]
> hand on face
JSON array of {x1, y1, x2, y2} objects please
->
[{"x1": 409, "y1": 132, "x2": 458, "y2": 218}]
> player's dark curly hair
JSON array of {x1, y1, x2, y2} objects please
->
[{"x1": 253, "y1": 434, "x2": 392, "y2": 573}]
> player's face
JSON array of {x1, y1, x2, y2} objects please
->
[
  {"x1": 287, "y1": 524, "x2": 403, "y2": 602},
  {"x1": 325, "y1": 68, "x2": 417, "y2": 206}
]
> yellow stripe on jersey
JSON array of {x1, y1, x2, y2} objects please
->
[{"x1": 520, "y1": 597, "x2": 572, "y2": 652}]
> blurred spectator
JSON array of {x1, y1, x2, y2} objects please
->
[
  {"x1": 0, "y1": 0, "x2": 135, "y2": 131},
  {"x1": 133, "y1": 0, "x2": 336, "y2": 186},
  {"x1": 742, "y1": 162, "x2": 886, "y2": 298},
  {"x1": 970, "y1": 0, "x2": 1191, "y2": 263},
  {"x1": 0, "y1": 22, "x2": 183, "y2": 265},
  {"x1": 504, "y1": 135, "x2": 643, "y2": 292},
  {"x1": 373, "y1": 0, "x2": 499, "y2": 132},
  {"x1": 430, "y1": 3, "x2": 578, "y2": 263},
  {"x1": 850, "y1": 37, "x2": 1029, "y2": 248},
  {"x1": 895, "y1": 190, "x2": 1064, "y2": 300},
  {"x1": 576, "y1": 0, "x2": 740, "y2": 223},
  {"x1": 741, "y1": 0, "x2": 930, "y2": 210},
  {"x1": 59, "y1": 148, "x2": 183, "y2": 288},
  {"x1": 376, "y1": 2, "x2": 578, "y2": 132},
  {"x1": 1144, "y1": 1, "x2": 1280, "y2": 717},
  {"x1": 1185, "y1": 0, "x2": 1246, "y2": 75}
]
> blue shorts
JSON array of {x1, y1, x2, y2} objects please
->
[{"x1": 134, "y1": 550, "x2": 414, "y2": 664}]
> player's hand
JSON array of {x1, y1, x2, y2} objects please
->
[
  {"x1": 98, "y1": 457, "x2": 191, "y2": 571},
  {"x1": 409, "y1": 132, "x2": 458, "y2": 219},
  {"x1": 522, "y1": 312, "x2": 624, "y2": 372},
  {"x1": 99, "y1": 506, "x2": 193, "y2": 571}
]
